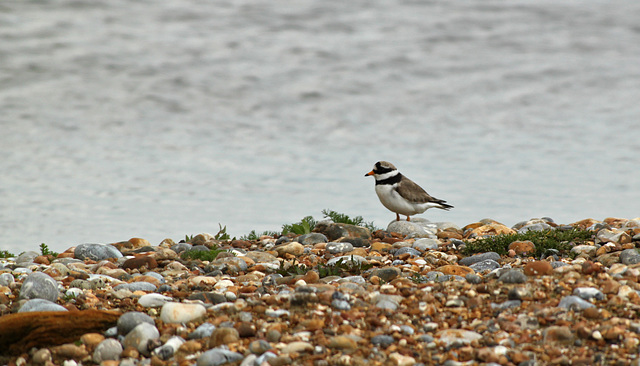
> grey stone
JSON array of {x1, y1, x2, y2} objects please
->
[
  {"x1": 412, "y1": 238, "x2": 440, "y2": 251},
  {"x1": 459, "y1": 252, "x2": 501, "y2": 266},
  {"x1": 189, "y1": 323, "x2": 216, "y2": 340},
  {"x1": 326, "y1": 242, "x2": 354, "y2": 254},
  {"x1": 370, "y1": 267, "x2": 401, "y2": 282},
  {"x1": 393, "y1": 247, "x2": 422, "y2": 257},
  {"x1": 118, "y1": 311, "x2": 155, "y2": 335},
  {"x1": 15, "y1": 251, "x2": 39, "y2": 265},
  {"x1": 571, "y1": 245, "x2": 598, "y2": 257},
  {"x1": 517, "y1": 222, "x2": 552, "y2": 233},
  {"x1": 313, "y1": 222, "x2": 372, "y2": 241},
  {"x1": 468, "y1": 259, "x2": 500, "y2": 272},
  {"x1": 297, "y1": 233, "x2": 328, "y2": 245},
  {"x1": 387, "y1": 221, "x2": 430, "y2": 237},
  {"x1": 152, "y1": 336, "x2": 185, "y2": 360},
  {"x1": 114, "y1": 282, "x2": 157, "y2": 292},
  {"x1": 19, "y1": 272, "x2": 59, "y2": 302},
  {"x1": 371, "y1": 334, "x2": 394, "y2": 348},
  {"x1": 620, "y1": 249, "x2": 640, "y2": 265},
  {"x1": 122, "y1": 322, "x2": 160, "y2": 356},
  {"x1": 558, "y1": 295, "x2": 596, "y2": 310},
  {"x1": 465, "y1": 273, "x2": 482, "y2": 284},
  {"x1": 573, "y1": 287, "x2": 605, "y2": 301},
  {"x1": 170, "y1": 243, "x2": 192, "y2": 254},
  {"x1": 498, "y1": 269, "x2": 527, "y2": 284},
  {"x1": 425, "y1": 271, "x2": 450, "y2": 282},
  {"x1": 332, "y1": 299, "x2": 351, "y2": 310},
  {"x1": 93, "y1": 339, "x2": 123, "y2": 363},
  {"x1": 326, "y1": 255, "x2": 367, "y2": 266},
  {"x1": 19, "y1": 299, "x2": 67, "y2": 312},
  {"x1": 0, "y1": 273, "x2": 14, "y2": 286},
  {"x1": 246, "y1": 251, "x2": 279, "y2": 265},
  {"x1": 491, "y1": 300, "x2": 521, "y2": 310},
  {"x1": 75, "y1": 244, "x2": 123, "y2": 261},
  {"x1": 197, "y1": 348, "x2": 244, "y2": 366}
]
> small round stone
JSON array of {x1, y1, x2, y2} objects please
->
[
  {"x1": 19, "y1": 272, "x2": 59, "y2": 302},
  {"x1": 93, "y1": 339, "x2": 123, "y2": 363}
]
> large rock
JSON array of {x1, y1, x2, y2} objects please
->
[
  {"x1": 75, "y1": 244, "x2": 123, "y2": 261},
  {"x1": 19, "y1": 272, "x2": 59, "y2": 302}
]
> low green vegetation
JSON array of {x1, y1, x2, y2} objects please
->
[
  {"x1": 276, "y1": 258, "x2": 311, "y2": 276},
  {"x1": 282, "y1": 216, "x2": 317, "y2": 236},
  {"x1": 180, "y1": 244, "x2": 228, "y2": 261},
  {"x1": 321, "y1": 209, "x2": 379, "y2": 232},
  {"x1": 214, "y1": 224, "x2": 231, "y2": 241},
  {"x1": 462, "y1": 228, "x2": 594, "y2": 257},
  {"x1": 0, "y1": 250, "x2": 15, "y2": 258},
  {"x1": 39, "y1": 243, "x2": 58, "y2": 258}
]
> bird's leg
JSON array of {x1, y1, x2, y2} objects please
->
[
  {"x1": 406, "y1": 216, "x2": 411, "y2": 221},
  {"x1": 396, "y1": 213, "x2": 400, "y2": 221}
]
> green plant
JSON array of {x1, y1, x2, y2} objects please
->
[
  {"x1": 181, "y1": 244, "x2": 227, "y2": 261},
  {"x1": 462, "y1": 228, "x2": 594, "y2": 257},
  {"x1": 277, "y1": 258, "x2": 311, "y2": 276},
  {"x1": 322, "y1": 209, "x2": 379, "y2": 232},
  {"x1": 0, "y1": 250, "x2": 15, "y2": 258},
  {"x1": 317, "y1": 255, "x2": 373, "y2": 278},
  {"x1": 409, "y1": 273, "x2": 428, "y2": 284},
  {"x1": 39, "y1": 243, "x2": 58, "y2": 258},
  {"x1": 185, "y1": 234, "x2": 194, "y2": 243},
  {"x1": 214, "y1": 224, "x2": 232, "y2": 241},
  {"x1": 241, "y1": 230, "x2": 280, "y2": 241},
  {"x1": 282, "y1": 216, "x2": 316, "y2": 235}
]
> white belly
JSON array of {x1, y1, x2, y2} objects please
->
[{"x1": 375, "y1": 185, "x2": 433, "y2": 216}]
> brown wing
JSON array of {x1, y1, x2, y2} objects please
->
[{"x1": 396, "y1": 175, "x2": 452, "y2": 208}]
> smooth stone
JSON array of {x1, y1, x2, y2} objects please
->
[
  {"x1": 248, "y1": 339, "x2": 272, "y2": 355},
  {"x1": 118, "y1": 311, "x2": 155, "y2": 335},
  {"x1": 274, "y1": 242, "x2": 304, "y2": 257},
  {"x1": 517, "y1": 222, "x2": 552, "y2": 233},
  {"x1": 74, "y1": 244, "x2": 123, "y2": 261},
  {"x1": 281, "y1": 341, "x2": 313, "y2": 355},
  {"x1": 65, "y1": 288, "x2": 83, "y2": 298},
  {"x1": 620, "y1": 249, "x2": 640, "y2": 265},
  {"x1": 437, "y1": 329, "x2": 482, "y2": 347},
  {"x1": 189, "y1": 322, "x2": 216, "y2": 340},
  {"x1": 113, "y1": 282, "x2": 157, "y2": 292},
  {"x1": 297, "y1": 233, "x2": 328, "y2": 245},
  {"x1": 0, "y1": 273, "x2": 15, "y2": 286},
  {"x1": 387, "y1": 221, "x2": 431, "y2": 237},
  {"x1": 331, "y1": 299, "x2": 351, "y2": 310},
  {"x1": 152, "y1": 336, "x2": 185, "y2": 360},
  {"x1": 15, "y1": 251, "x2": 40, "y2": 265},
  {"x1": 326, "y1": 242, "x2": 354, "y2": 254},
  {"x1": 571, "y1": 245, "x2": 598, "y2": 257},
  {"x1": 18, "y1": 298, "x2": 68, "y2": 312},
  {"x1": 459, "y1": 252, "x2": 501, "y2": 266},
  {"x1": 210, "y1": 257, "x2": 248, "y2": 274},
  {"x1": 160, "y1": 302, "x2": 207, "y2": 323},
  {"x1": 558, "y1": 295, "x2": 596, "y2": 310},
  {"x1": 468, "y1": 259, "x2": 500, "y2": 272},
  {"x1": 371, "y1": 334, "x2": 394, "y2": 348},
  {"x1": 313, "y1": 222, "x2": 372, "y2": 241},
  {"x1": 573, "y1": 287, "x2": 605, "y2": 301},
  {"x1": 265, "y1": 309, "x2": 290, "y2": 318},
  {"x1": 122, "y1": 322, "x2": 160, "y2": 356},
  {"x1": 490, "y1": 300, "x2": 521, "y2": 310},
  {"x1": 93, "y1": 339, "x2": 123, "y2": 363},
  {"x1": 138, "y1": 293, "x2": 173, "y2": 307},
  {"x1": 142, "y1": 271, "x2": 164, "y2": 283},
  {"x1": 326, "y1": 255, "x2": 367, "y2": 266},
  {"x1": 465, "y1": 273, "x2": 483, "y2": 284},
  {"x1": 197, "y1": 348, "x2": 244, "y2": 366},
  {"x1": 370, "y1": 267, "x2": 401, "y2": 282},
  {"x1": 498, "y1": 269, "x2": 527, "y2": 284},
  {"x1": 19, "y1": 272, "x2": 59, "y2": 302},
  {"x1": 389, "y1": 352, "x2": 415, "y2": 366},
  {"x1": 412, "y1": 238, "x2": 440, "y2": 251},
  {"x1": 188, "y1": 292, "x2": 227, "y2": 304},
  {"x1": 393, "y1": 247, "x2": 421, "y2": 257},
  {"x1": 425, "y1": 271, "x2": 451, "y2": 282}
]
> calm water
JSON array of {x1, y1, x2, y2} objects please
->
[{"x1": 1, "y1": 0, "x2": 639, "y2": 253}]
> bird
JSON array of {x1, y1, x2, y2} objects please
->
[{"x1": 365, "y1": 161, "x2": 453, "y2": 221}]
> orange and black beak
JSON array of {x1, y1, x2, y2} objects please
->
[{"x1": 365, "y1": 170, "x2": 375, "y2": 177}]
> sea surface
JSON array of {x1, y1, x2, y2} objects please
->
[{"x1": 1, "y1": 0, "x2": 639, "y2": 254}]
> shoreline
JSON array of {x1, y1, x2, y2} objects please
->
[{"x1": 1, "y1": 216, "x2": 639, "y2": 365}]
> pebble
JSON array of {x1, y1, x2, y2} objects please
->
[
  {"x1": 19, "y1": 272, "x2": 59, "y2": 302},
  {"x1": 160, "y1": 302, "x2": 207, "y2": 323},
  {"x1": 74, "y1": 243, "x2": 123, "y2": 261},
  {"x1": 2, "y1": 216, "x2": 640, "y2": 366},
  {"x1": 122, "y1": 322, "x2": 160, "y2": 356},
  {"x1": 93, "y1": 339, "x2": 123, "y2": 363},
  {"x1": 387, "y1": 221, "x2": 431, "y2": 237},
  {"x1": 19, "y1": 298, "x2": 68, "y2": 312}
]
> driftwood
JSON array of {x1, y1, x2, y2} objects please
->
[{"x1": 0, "y1": 310, "x2": 120, "y2": 355}]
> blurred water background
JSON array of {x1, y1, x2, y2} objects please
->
[{"x1": 1, "y1": 0, "x2": 639, "y2": 253}]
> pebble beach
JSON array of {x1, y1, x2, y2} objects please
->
[{"x1": 2, "y1": 216, "x2": 640, "y2": 366}]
